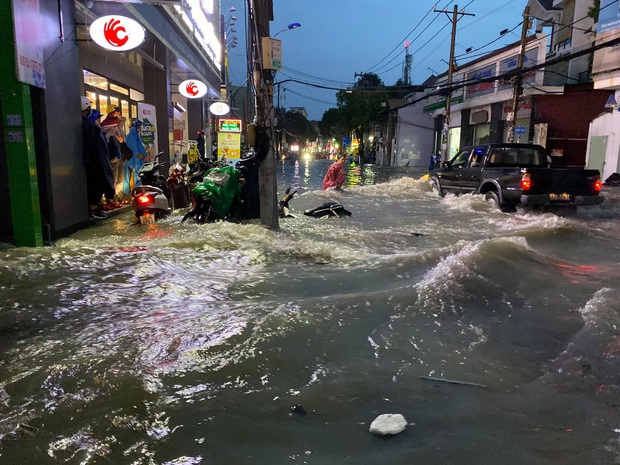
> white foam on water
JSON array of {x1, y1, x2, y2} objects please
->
[{"x1": 414, "y1": 236, "x2": 531, "y2": 311}]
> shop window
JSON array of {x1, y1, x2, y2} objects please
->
[
  {"x1": 130, "y1": 89, "x2": 144, "y2": 102},
  {"x1": 110, "y1": 83, "x2": 129, "y2": 95},
  {"x1": 98, "y1": 94, "x2": 108, "y2": 111},
  {"x1": 131, "y1": 104, "x2": 137, "y2": 120},
  {"x1": 120, "y1": 100, "x2": 129, "y2": 119},
  {"x1": 86, "y1": 91, "x2": 97, "y2": 108},
  {"x1": 83, "y1": 70, "x2": 108, "y2": 91},
  {"x1": 474, "y1": 124, "x2": 491, "y2": 144}
]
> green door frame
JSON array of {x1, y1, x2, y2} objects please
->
[{"x1": 0, "y1": 0, "x2": 43, "y2": 247}]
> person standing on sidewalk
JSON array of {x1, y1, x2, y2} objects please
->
[
  {"x1": 81, "y1": 97, "x2": 114, "y2": 219},
  {"x1": 100, "y1": 120, "x2": 123, "y2": 210},
  {"x1": 196, "y1": 130, "x2": 206, "y2": 159},
  {"x1": 101, "y1": 107, "x2": 127, "y2": 203}
]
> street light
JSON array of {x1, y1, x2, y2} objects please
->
[{"x1": 274, "y1": 22, "x2": 301, "y2": 38}]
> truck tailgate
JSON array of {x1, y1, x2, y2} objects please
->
[{"x1": 529, "y1": 168, "x2": 600, "y2": 195}]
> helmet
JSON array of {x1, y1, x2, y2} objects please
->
[
  {"x1": 197, "y1": 130, "x2": 205, "y2": 135},
  {"x1": 81, "y1": 96, "x2": 92, "y2": 111}
]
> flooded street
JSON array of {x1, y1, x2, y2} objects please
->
[{"x1": 2, "y1": 159, "x2": 620, "y2": 464}]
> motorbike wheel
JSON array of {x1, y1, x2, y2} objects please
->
[
  {"x1": 196, "y1": 200, "x2": 215, "y2": 223},
  {"x1": 181, "y1": 199, "x2": 215, "y2": 223}
]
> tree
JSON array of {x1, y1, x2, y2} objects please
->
[
  {"x1": 334, "y1": 72, "x2": 388, "y2": 157},
  {"x1": 588, "y1": 0, "x2": 600, "y2": 22},
  {"x1": 282, "y1": 110, "x2": 318, "y2": 148},
  {"x1": 318, "y1": 107, "x2": 348, "y2": 142}
]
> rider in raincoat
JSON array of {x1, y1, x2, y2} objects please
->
[{"x1": 123, "y1": 119, "x2": 148, "y2": 194}]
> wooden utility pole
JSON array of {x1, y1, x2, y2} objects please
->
[
  {"x1": 250, "y1": 0, "x2": 279, "y2": 229},
  {"x1": 434, "y1": 5, "x2": 474, "y2": 162},
  {"x1": 508, "y1": 5, "x2": 531, "y2": 143}
]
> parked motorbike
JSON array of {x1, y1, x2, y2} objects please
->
[
  {"x1": 167, "y1": 161, "x2": 190, "y2": 210},
  {"x1": 181, "y1": 165, "x2": 243, "y2": 224},
  {"x1": 131, "y1": 153, "x2": 171, "y2": 224},
  {"x1": 186, "y1": 159, "x2": 214, "y2": 195}
]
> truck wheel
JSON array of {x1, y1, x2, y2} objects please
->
[
  {"x1": 485, "y1": 191, "x2": 516, "y2": 212},
  {"x1": 430, "y1": 178, "x2": 445, "y2": 197}
]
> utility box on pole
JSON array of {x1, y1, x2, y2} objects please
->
[{"x1": 261, "y1": 37, "x2": 282, "y2": 70}]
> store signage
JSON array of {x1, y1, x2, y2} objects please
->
[
  {"x1": 219, "y1": 119, "x2": 242, "y2": 133},
  {"x1": 209, "y1": 101, "x2": 230, "y2": 116},
  {"x1": 12, "y1": 0, "x2": 46, "y2": 88},
  {"x1": 90, "y1": 15, "x2": 145, "y2": 51},
  {"x1": 179, "y1": 80, "x2": 208, "y2": 98}
]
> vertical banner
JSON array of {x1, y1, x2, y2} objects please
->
[
  {"x1": 217, "y1": 132, "x2": 241, "y2": 162},
  {"x1": 12, "y1": 0, "x2": 45, "y2": 88},
  {"x1": 138, "y1": 103, "x2": 158, "y2": 161},
  {"x1": 187, "y1": 140, "x2": 198, "y2": 164}
]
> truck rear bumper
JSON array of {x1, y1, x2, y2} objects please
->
[{"x1": 520, "y1": 194, "x2": 604, "y2": 207}]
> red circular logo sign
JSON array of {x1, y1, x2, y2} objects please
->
[{"x1": 90, "y1": 15, "x2": 145, "y2": 52}]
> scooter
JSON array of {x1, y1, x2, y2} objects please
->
[
  {"x1": 304, "y1": 201, "x2": 352, "y2": 219},
  {"x1": 278, "y1": 187, "x2": 297, "y2": 218},
  {"x1": 167, "y1": 162, "x2": 190, "y2": 210},
  {"x1": 131, "y1": 153, "x2": 171, "y2": 224},
  {"x1": 181, "y1": 165, "x2": 243, "y2": 224}
]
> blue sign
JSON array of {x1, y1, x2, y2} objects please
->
[
  {"x1": 342, "y1": 137, "x2": 352, "y2": 147},
  {"x1": 599, "y1": 0, "x2": 620, "y2": 33},
  {"x1": 515, "y1": 126, "x2": 526, "y2": 134}
]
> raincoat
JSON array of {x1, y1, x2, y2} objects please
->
[
  {"x1": 322, "y1": 159, "x2": 346, "y2": 190},
  {"x1": 123, "y1": 125, "x2": 147, "y2": 194}
]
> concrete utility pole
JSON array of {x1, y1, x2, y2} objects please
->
[
  {"x1": 251, "y1": 0, "x2": 279, "y2": 229},
  {"x1": 508, "y1": 5, "x2": 531, "y2": 143},
  {"x1": 434, "y1": 5, "x2": 474, "y2": 162}
]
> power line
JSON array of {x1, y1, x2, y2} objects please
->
[{"x1": 365, "y1": 1, "x2": 446, "y2": 73}]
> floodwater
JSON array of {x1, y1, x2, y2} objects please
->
[{"x1": 2, "y1": 159, "x2": 620, "y2": 465}]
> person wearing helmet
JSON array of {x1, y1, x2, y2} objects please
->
[
  {"x1": 196, "y1": 129, "x2": 206, "y2": 159},
  {"x1": 81, "y1": 96, "x2": 115, "y2": 220},
  {"x1": 101, "y1": 106, "x2": 127, "y2": 204}
]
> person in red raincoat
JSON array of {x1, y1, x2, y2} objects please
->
[{"x1": 322, "y1": 154, "x2": 347, "y2": 190}]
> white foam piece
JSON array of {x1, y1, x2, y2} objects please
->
[{"x1": 369, "y1": 413, "x2": 407, "y2": 435}]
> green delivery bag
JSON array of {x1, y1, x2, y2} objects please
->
[{"x1": 192, "y1": 165, "x2": 242, "y2": 219}]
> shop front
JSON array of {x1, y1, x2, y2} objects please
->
[{"x1": 0, "y1": 0, "x2": 225, "y2": 244}]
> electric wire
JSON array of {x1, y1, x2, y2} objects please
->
[{"x1": 365, "y1": 0, "x2": 449, "y2": 73}]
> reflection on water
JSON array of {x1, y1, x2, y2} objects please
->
[{"x1": 1, "y1": 162, "x2": 620, "y2": 464}]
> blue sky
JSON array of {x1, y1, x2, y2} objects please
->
[{"x1": 224, "y1": 0, "x2": 530, "y2": 120}]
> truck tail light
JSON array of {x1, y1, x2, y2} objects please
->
[
  {"x1": 521, "y1": 173, "x2": 532, "y2": 191},
  {"x1": 594, "y1": 179, "x2": 602, "y2": 192}
]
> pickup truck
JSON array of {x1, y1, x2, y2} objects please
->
[{"x1": 429, "y1": 143, "x2": 603, "y2": 212}]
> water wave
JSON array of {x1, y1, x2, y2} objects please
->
[{"x1": 414, "y1": 236, "x2": 531, "y2": 311}]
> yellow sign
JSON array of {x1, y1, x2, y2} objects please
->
[
  {"x1": 217, "y1": 132, "x2": 241, "y2": 161},
  {"x1": 187, "y1": 140, "x2": 198, "y2": 163}
]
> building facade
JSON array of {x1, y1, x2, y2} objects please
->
[{"x1": 1, "y1": 0, "x2": 224, "y2": 245}]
